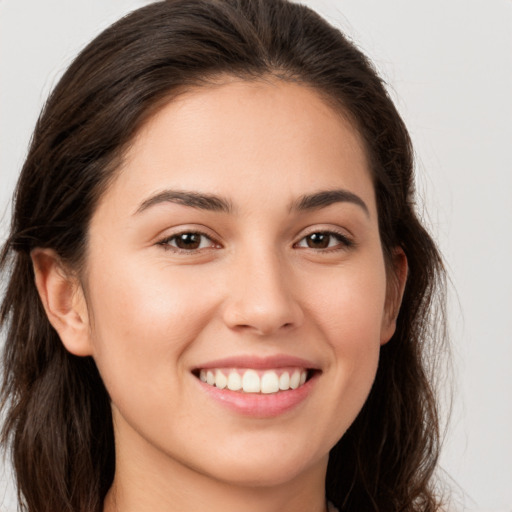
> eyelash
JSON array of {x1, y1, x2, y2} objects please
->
[
  {"x1": 158, "y1": 230, "x2": 219, "y2": 253},
  {"x1": 157, "y1": 229, "x2": 353, "y2": 254},
  {"x1": 293, "y1": 230, "x2": 354, "y2": 252}
]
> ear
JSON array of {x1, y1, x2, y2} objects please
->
[
  {"x1": 380, "y1": 247, "x2": 408, "y2": 345},
  {"x1": 31, "y1": 248, "x2": 93, "y2": 356}
]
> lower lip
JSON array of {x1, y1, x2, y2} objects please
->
[{"x1": 195, "y1": 372, "x2": 318, "y2": 418}]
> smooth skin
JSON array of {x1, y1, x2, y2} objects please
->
[{"x1": 33, "y1": 78, "x2": 407, "y2": 512}]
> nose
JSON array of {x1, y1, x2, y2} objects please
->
[{"x1": 221, "y1": 249, "x2": 304, "y2": 336}]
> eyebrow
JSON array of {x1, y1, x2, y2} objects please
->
[
  {"x1": 135, "y1": 190, "x2": 232, "y2": 215},
  {"x1": 292, "y1": 189, "x2": 369, "y2": 217},
  {"x1": 135, "y1": 188, "x2": 369, "y2": 217}
]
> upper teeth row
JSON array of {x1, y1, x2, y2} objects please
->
[{"x1": 199, "y1": 369, "x2": 308, "y2": 394}]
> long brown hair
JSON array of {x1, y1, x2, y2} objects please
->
[{"x1": 1, "y1": 1, "x2": 447, "y2": 511}]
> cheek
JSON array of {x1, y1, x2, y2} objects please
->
[
  {"x1": 89, "y1": 254, "x2": 213, "y2": 336},
  {"x1": 303, "y1": 259, "x2": 387, "y2": 412},
  {"x1": 83, "y1": 256, "x2": 218, "y2": 399},
  {"x1": 307, "y1": 258, "x2": 388, "y2": 347}
]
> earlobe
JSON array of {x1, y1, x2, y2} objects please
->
[
  {"x1": 31, "y1": 248, "x2": 93, "y2": 357},
  {"x1": 380, "y1": 247, "x2": 408, "y2": 345}
]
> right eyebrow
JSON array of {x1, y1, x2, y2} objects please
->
[{"x1": 134, "y1": 190, "x2": 232, "y2": 215}]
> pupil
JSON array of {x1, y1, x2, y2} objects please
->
[
  {"x1": 308, "y1": 233, "x2": 329, "y2": 249},
  {"x1": 177, "y1": 233, "x2": 200, "y2": 249}
]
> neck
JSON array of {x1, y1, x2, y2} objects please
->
[
  {"x1": 103, "y1": 429, "x2": 328, "y2": 512},
  {"x1": 105, "y1": 479, "x2": 328, "y2": 512}
]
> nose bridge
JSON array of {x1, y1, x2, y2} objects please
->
[{"x1": 223, "y1": 242, "x2": 303, "y2": 335}]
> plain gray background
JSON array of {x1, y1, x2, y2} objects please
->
[{"x1": 1, "y1": 1, "x2": 511, "y2": 510}]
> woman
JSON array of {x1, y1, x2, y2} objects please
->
[{"x1": 0, "y1": 1, "x2": 447, "y2": 511}]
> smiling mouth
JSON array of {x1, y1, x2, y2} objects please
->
[{"x1": 194, "y1": 368, "x2": 315, "y2": 394}]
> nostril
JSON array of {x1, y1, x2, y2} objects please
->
[{"x1": 232, "y1": 324, "x2": 253, "y2": 332}]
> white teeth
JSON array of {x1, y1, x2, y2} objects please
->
[
  {"x1": 260, "y1": 371, "x2": 280, "y2": 394},
  {"x1": 215, "y1": 369, "x2": 227, "y2": 389},
  {"x1": 289, "y1": 370, "x2": 301, "y2": 389},
  {"x1": 227, "y1": 371, "x2": 242, "y2": 391},
  {"x1": 242, "y1": 370, "x2": 261, "y2": 393},
  {"x1": 198, "y1": 368, "x2": 310, "y2": 394},
  {"x1": 279, "y1": 372, "x2": 290, "y2": 390}
]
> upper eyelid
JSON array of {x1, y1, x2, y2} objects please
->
[
  {"x1": 156, "y1": 225, "x2": 219, "y2": 241},
  {"x1": 295, "y1": 226, "x2": 353, "y2": 241}
]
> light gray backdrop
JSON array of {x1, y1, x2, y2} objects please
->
[{"x1": 1, "y1": 1, "x2": 511, "y2": 510}]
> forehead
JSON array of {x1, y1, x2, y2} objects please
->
[{"x1": 96, "y1": 78, "x2": 375, "y2": 217}]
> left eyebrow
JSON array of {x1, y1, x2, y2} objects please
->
[{"x1": 291, "y1": 189, "x2": 370, "y2": 217}]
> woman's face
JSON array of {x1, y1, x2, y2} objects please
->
[{"x1": 78, "y1": 79, "x2": 399, "y2": 489}]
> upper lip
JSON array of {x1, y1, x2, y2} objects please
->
[{"x1": 192, "y1": 354, "x2": 321, "y2": 371}]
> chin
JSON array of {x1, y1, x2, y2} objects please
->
[{"x1": 194, "y1": 446, "x2": 327, "y2": 488}]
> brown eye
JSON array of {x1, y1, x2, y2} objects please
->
[
  {"x1": 296, "y1": 231, "x2": 352, "y2": 250},
  {"x1": 305, "y1": 233, "x2": 330, "y2": 249},
  {"x1": 161, "y1": 232, "x2": 215, "y2": 251},
  {"x1": 175, "y1": 233, "x2": 202, "y2": 249}
]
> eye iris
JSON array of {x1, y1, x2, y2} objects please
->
[
  {"x1": 175, "y1": 233, "x2": 201, "y2": 250},
  {"x1": 307, "y1": 233, "x2": 330, "y2": 249}
]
